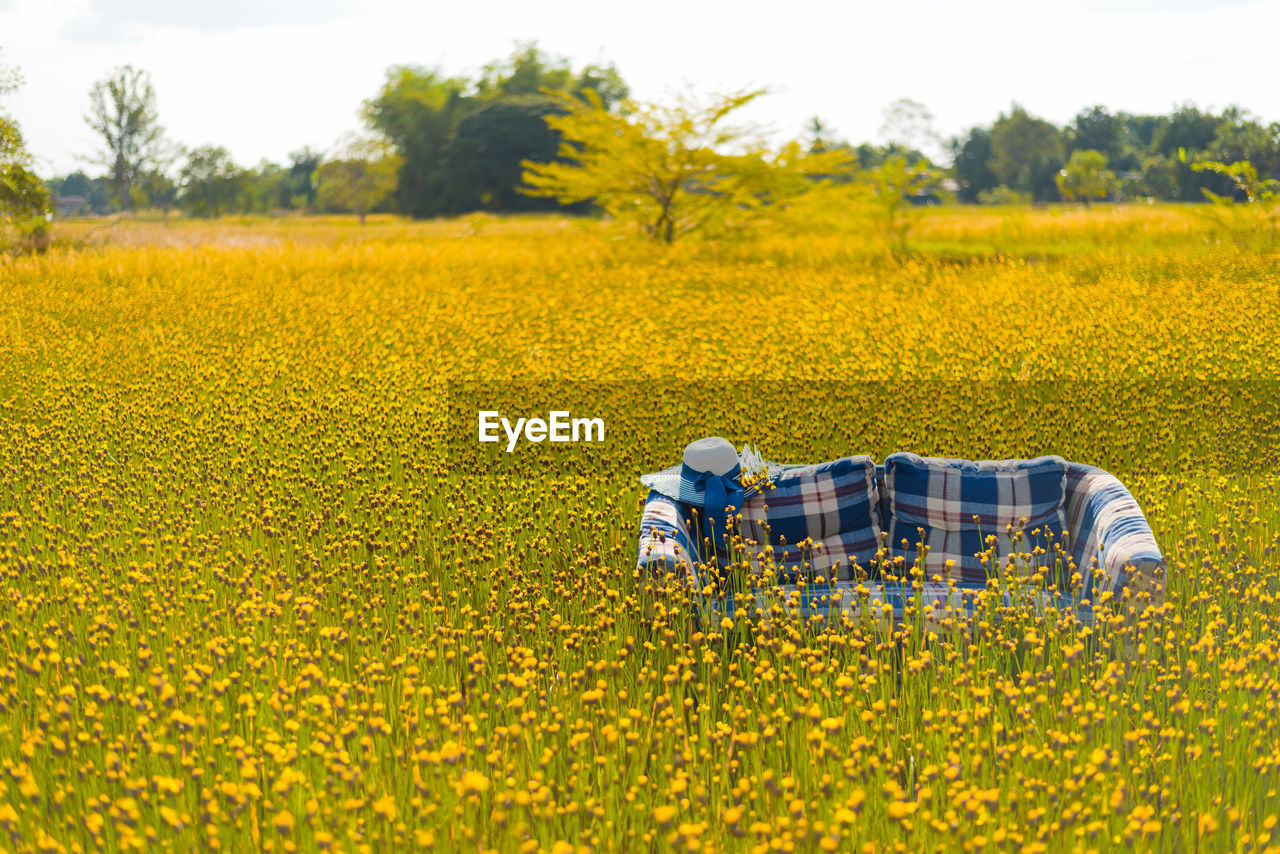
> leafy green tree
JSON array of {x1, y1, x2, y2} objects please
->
[
  {"x1": 521, "y1": 89, "x2": 854, "y2": 243},
  {"x1": 316, "y1": 136, "x2": 401, "y2": 224},
  {"x1": 1, "y1": 120, "x2": 49, "y2": 239},
  {"x1": 239, "y1": 161, "x2": 288, "y2": 213},
  {"x1": 1124, "y1": 113, "x2": 1163, "y2": 152},
  {"x1": 134, "y1": 139, "x2": 180, "y2": 217},
  {"x1": 0, "y1": 51, "x2": 50, "y2": 247},
  {"x1": 85, "y1": 65, "x2": 164, "y2": 213},
  {"x1": 1143, "y1": 105, "x2": 1222, "y2": 200},
  {"x1": 990, "y1": 106, "x2": 1064, "y2": 202},
  {"x1": 363, "y1": 66, "x2": 470, "y2": 218},
  {"x1": 1152, "y1": 105, "x2": 1219, "y2": 156},
  {"x1": 48, "y1": 171, "x2": 115, "y2": 214},
  {"x1": 1056, "y1": 149, "x2": 1115, "y2": 208},
  {"x1": 364, "y1": 44, "x2": 628, "y2": 218},
  {"x1": 1068, "y1": 106, "x2": 1124, "y2": 163},
  {"x1": 179, "y1": 145, "x2": 245, "y2": 217},
  {"x1": 137, "y1": 169, "x2": 177, "y2": 216},
  {"x1": 475, "y1": 42, "x2": 627, "y2": 109},
  {"x1": 950, "y1": 126, "x2": 998, "y2": 203},
  {"x1": 1207, "y1": 110, "x2": 1280, "y2": 181},
  {"x1": 571, "y1": 63, "x2": 629, "y2": 112},
  {"x1": 1137, "y1": 154, "x2": 1181, "y2": 200},
  {"x1": 288, "y1": 147, "x2": 322, "y2": 210},
  {"x1": 442, "y1": 95, "x2": 573, "y2": 213}
]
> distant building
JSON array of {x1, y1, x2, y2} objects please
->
[
  {"x1": 54, "y1": 195, "x2": 90, "y2": 217},
  {"x1": 908, "y1": 178, "x2": 959, "y2": 206}
]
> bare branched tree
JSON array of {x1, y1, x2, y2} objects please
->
[{"x1": 85, "y1": 65, "x2": 163, "y2": 212}]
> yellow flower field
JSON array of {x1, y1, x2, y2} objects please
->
[{"x1": 1, "y1": 206, "x2": 1279, "y2": 852}]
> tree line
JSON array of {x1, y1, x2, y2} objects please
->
[
  {"x1": 5, "y1": 42, "x2": 1280, "y2": 231},
  {"x1": 949, "y1": 103, "x2": 1280, "y2": 204},
  {"x1": 44, "y1": 43, "x2": 626, "y2": 221}
]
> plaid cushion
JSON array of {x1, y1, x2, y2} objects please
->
[
  {"x1": 884, "y1": 453, "x2": 1069, "y2": 585},
  {"x1": 739, "y1": 456, "x2": 881, "y2": 582}
]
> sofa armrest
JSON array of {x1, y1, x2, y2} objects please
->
[
  {"x1": 1064, "y1": 464, "x2": 1165, "y2": 607},
  {"x1": 637, "y1": 490, "x2": 703, "y2": 586}
]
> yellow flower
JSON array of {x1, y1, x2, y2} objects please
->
[
  {"x1": 373, "y1": 794, "x2": 397, "y2": 820},
  {"x1": 653, "y1": 805, "x2": 677, "y2": 827},
  {"x1": 460, "y1": 770, "x2": 490, "y2": 794}
]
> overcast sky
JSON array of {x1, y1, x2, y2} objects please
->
[{"x1": 2, "y1": 0, "x2": 1276, "y2": 176}]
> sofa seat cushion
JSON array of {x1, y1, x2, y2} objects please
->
[
  {"x1": 883, "y1": 453, "x2": 1069, "y2": 586},
  {"x1": 739, "y1": 456, "x2": 882, "y2": 582}
]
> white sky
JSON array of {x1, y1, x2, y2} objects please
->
[{"x1": 2, "y1": 0, "x2": 1277, "y2": 177}]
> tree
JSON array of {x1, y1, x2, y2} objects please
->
[
  {"x1": 1152, "y1": 104, "x2": 1219, "y2": 157},
  {"x1": 316, "y1": 135, "x2": 401, "y2": 224},
  {"x1": 288, "y1": 147, "x2": 322, "y2": 210},
  {"x1": 1068, "y1": 106, "x2": 1123, "y2": 163},
  {"x1": 179, "y1": 146, "x2": 245, "y2": 217},
  {"x1": 990, "y1": 106, "x2": 1064, "y2": 202},
  {"x1": 571, "y1": 63, "x2": 629, "y2": 113},
  {"x1": 1192, "y1": 158, "x2": 1280, "y2": 203},
  {"x1": 804, "y1": 116, "x2": 836, "y2": 153},
  {"x1": 137, "y1": 169, "x2": 177, "y2": 216},
  {"x1": 475, "y1": 42, "x2": 628, "y2": 110},
  {"x1": 950, "y1": 126, "x2": 998, "y2": 203},
  {"x1": 442, "y1": 95, "x2": 572, "y2": 213},
  {"x1": 48, "y1": 171, "x2": 114, "y2": 214},
  {"x1": 363, "y1": 66, "x2": 475, "y2": 218},
  {"x1": 85, "y1": 65, "x2": 164, "y2": 213},
  {"x1": 1056, "y1": 149, "x2": 1115, "y2": 208},
  {"x1": 1191, "y1": 158, "x2": 1280, "y2": 249},
  {"x1": 880, "y1": 98, "x2": 939, "y2": 158},
  {"x1": 0, "y1": 50, "x2": 50, "y2": 248},
  {"x1": 1138, "y1": 153, "x2": 1181, "y2": 201},
  {"x1": 364, "y1": 44, "x2": 628, "y2": 218},
  {"x1": 1207, "y1": 110, "x2": 1280, "y2": 184},
  {"x1": 135, "y1": 138, "x2": 180, "y2": 217},
  {"x1": 520, "y1": 88, "x2": 854, "y2": 243},
  {"x1": 865, "y1": 154, "x2": 945, "y2": 255}
]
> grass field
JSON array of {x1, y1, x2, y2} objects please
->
[{"x1": 1, "y1": 205, "x2": 1279, "y2": 853}]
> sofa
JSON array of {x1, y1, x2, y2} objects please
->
[{"x1": 636, "y1": 452, "x2": 1164, "y2": 623}]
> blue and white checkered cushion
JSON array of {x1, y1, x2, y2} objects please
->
[
  {"x1": 884, "y1": 453, "x2": 1069, "y2": 586},
  {"x1": 739, "y1": 456, "x2": 882, "y2": 582}
]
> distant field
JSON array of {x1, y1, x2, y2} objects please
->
[{"x1": 1, "y1": 207, "x2": 1278, "y2": 853}]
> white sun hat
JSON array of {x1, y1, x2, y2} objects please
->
[{"x1": 640, "y1": 437, "x2": 783, "y2": 505}]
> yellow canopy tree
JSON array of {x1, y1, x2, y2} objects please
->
[{"x1": 520, "y1": 88, "x2": 855, "y2": 243}]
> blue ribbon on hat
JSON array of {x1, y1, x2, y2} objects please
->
[{"x1": 682, "y1": 461, "x2": 743, "y2": 552}]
